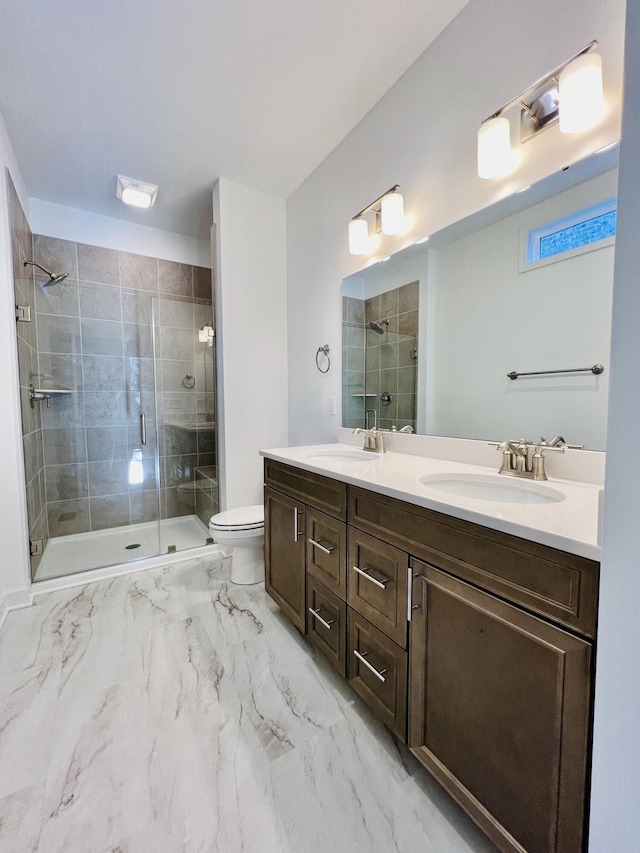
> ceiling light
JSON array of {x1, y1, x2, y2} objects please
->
[
  {"x1": 478, "y1": 40, "x2": 603, "y2": 180},
  {"x1": 116, "y1": 175, "x2": 158, "y2": 209},
  {"x1": 415, "y1": 236, "x2": 429, "y2": 245}
]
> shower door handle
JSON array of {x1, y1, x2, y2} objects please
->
[{"x1": 140, "y1": 413, "x2": 147, "y2": 446}]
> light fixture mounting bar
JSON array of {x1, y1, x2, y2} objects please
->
[
  {"x1": 480, "y1": 40, "x2": 598, "y2": 126},
  {"x1": 351, "y1": 184, "x2": 400, "y2": 221}
]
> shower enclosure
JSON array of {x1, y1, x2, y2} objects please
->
[{"x1": 9, "y1": 175, "x2": 219, "y2": 582}]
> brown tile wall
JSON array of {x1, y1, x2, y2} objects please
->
[{"x1": 342, "y1": 282, "x2": 419, "y2": 432}]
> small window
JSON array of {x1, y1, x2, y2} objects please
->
[{"x1": 523, "y1": 197, "x2": 616, "y2": 269}]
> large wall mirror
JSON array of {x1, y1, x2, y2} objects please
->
[{"x1": 342, "y1": 146, "x2": 618, "y2": 451}]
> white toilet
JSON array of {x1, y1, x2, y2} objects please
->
[{"x1": 209, "y1": 505, "x2": 265, "y2": 585}]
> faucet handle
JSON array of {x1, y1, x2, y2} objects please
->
[{"x1": 531, "y1": 443, "x2": 565, "y2": 480}]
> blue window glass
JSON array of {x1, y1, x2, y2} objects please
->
[{"x1": 527, "y1": 198, "x2": 617, "y2": 264}]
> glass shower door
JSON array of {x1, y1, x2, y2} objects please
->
[
  {"x1": 153, "y1": 295, "x2": 218, "y2": 555},
  {"x1": 21, "y1": 268, "x2": 162, "y2": 581}
]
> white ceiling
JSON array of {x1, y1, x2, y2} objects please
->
[{"x1": 0, "y1": 0, "x2": 471, "y2": 238}]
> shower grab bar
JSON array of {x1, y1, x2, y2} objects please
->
[
  {"x1": 140, "y1": 413, "x2": 147, "y2": 446},
  {"x1": 507, "y1": 364, "x2": 604, "y2": 380}
]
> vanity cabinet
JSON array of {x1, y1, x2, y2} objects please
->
[{"x1": 264, "y1": 458, "x2": 599, "y2": 853}]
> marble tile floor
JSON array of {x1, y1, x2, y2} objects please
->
[{"x1": 0, "y1": 556, "x2": 498, "y2": 853}]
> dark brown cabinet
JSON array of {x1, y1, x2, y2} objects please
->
[
  {"x1": 348, "y1": 608, "x2": 408, "y2": 741},
  {"x1": 306, "y1": 574, "x2": 347, "y2": 676},
  {"x1": 264, "y1": 486, "x2": 306, "y2": 631},
  {"x1": 409, "y1": 561, "x2": 592, "y2": 853},
  {"x1": 306, "y1": 508, "x2": 347, "y2": 598},
  {"x1": 348, "y1": 528, "x2": 409, "y2": 648},
  {"x1": 264, "y1": 458, "x2": 599, "y2": 853}
]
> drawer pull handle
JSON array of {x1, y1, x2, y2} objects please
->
[
  {"x1": 353, "y1": 649, "x2": 387, "y2": 683},
  {"x1": 308, "y1": 607, "x2": 335, "y2": 630},
  {"x1": 353, "y1": 565, "x2": 388, "y2": 590},
  {"x1": 293, "y1": 507, "x2": 302, "y2": 542},
  {"x1": 308, "y1": 538, "x2": 335, "y2": 555}
]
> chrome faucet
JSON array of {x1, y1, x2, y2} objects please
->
[
  {"x1": 488, "y1": 438, "x2": 564, "y2": 481},
  {"x1": 353, "y1": 427, "x2": 386, "y2": 453}
]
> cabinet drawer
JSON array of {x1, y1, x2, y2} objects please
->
[
  {"x1": 350, "y1": 486, "x2": 599, "y2": 638},
  {"x1": 306, "y1": 509, "x2": 346, "y2": 599},
  {"x1": 348, "y1": 609, "x2": 407, "y2": 742},
  {"x1": 264, "y1": 458, "x2": 347, "y2": 520},
  {"x1": 306, "y1": 576, "x2": 347, "y2": 677},
  {"x1": 348, "y1": 529, "x2": 409, "y2": 648}
]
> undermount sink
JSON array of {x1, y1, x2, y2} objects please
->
[
  {"x1": 305, "y1": 449, "x2": 381, "y2": 464},
  {"x1": 419, "y1": 473, "x2": 565, "y2": 504}
]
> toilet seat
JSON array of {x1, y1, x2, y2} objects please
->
[{"x1": 209, "y1": 505, "x2": 264, "y2": 532}]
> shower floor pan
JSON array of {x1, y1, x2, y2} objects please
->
[{"x1": 34, "y1": 514, "x2": 212, "y2": 582}]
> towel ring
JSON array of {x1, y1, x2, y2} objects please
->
[
  {"x1": 182, "y1": 374, "x2": 196, "y2": 388},
  {"x1": 316, "y1": 345, "x2": 330, "y2": 374}
]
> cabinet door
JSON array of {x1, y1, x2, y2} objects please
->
[
  {"x1": 409, "y1": 561, "x2": 591, "y2": 853},
  {"x1": 348, "y1": 529, "x2": 409, "y2": 648},
  {"x1": 305, "y1": 508, "x2": 347, "y2": 598},
  {"x1": 264, "y1": 486, "x2": 306, "y2": 632}
]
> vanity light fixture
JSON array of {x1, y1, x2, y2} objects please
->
[
  {"x1": 116, "y1": 174, "x2": 159, "y2": 209},
  {"x1": 349, "y1": 184, "x2": 410, "y2": 255},
  {"x1": 478, "y1": 40, "x2": 604, "y2": 180}
]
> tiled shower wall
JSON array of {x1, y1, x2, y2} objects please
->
[
  {"x1": 342, "y1": 281, "x2": 419, "y2": 431},
  {"x1": 8, "y1": 173, "x2": 48, "y2": 574},
  {"x1": 31, "y1": 235, "x2": 215, "y2": 537}
]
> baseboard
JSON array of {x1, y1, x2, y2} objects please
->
[{"x1": 0, "y1": 587, "x2": 34, "y2": 631}]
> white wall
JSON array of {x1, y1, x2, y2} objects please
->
[
  {"x1": 590, "y1": 1, "x2": 640, "y2": 847},
  {"x1": 286, "y1": 0, "x2": 629, "y2": 845},
  {"x1": 29, "y1": 198, "x2": 210, "y2": 267},
  {"x1": 0, "y1": 110, "x2": 33, "y2": 621},
  {"x1": 286, "y1": 0, "x2": 624, "y2": 445},
  {"x1": 213, "y1": 178, "x2": 288, "y2": 508},
  {"x1": 430, "y1": 169, "x2": 616, "y2": 449}
]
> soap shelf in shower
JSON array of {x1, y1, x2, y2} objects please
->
[{"x1": 29, "y1": 385, "x2": 73, "y2": 408}]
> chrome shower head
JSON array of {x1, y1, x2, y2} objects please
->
[
  {"x1": 23, "y1": 258, "x2": 69, "y2": 286},
  {"x1": 369, "y1": 320, "x2": 389, "y2": 334}
]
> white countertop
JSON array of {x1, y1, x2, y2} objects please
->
[{"x1": 260, "y1": 443, "x2": 602, "y2": 561}]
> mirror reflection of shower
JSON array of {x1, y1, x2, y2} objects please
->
[{"x1": 23, "y1": 257, "x2": 69, "y2": 285}]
